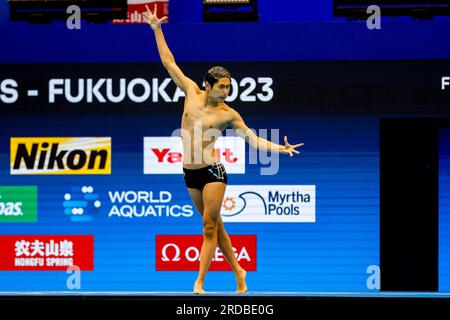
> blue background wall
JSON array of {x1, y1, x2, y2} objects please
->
[
  {"x1": 0, "y1": 112, "x2": 379, "y2": 292},
  {"x1": 440, "y1": 128, "x2": 450, "y2": 292}
]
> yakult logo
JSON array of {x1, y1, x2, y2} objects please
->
[
  {"x1": 144, "y1": 137, "x2": 245, "y2": 174},
  {"x1": 156, "y1": 235, "x2": 256, "y2": 271}
]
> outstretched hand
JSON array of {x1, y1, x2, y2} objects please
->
[
  {"x1": 143, "y1": 5, "x2": 168, "y2": 31},
  {"x1": 281, "y1": 136, "x2": 304, "y2": 157}
]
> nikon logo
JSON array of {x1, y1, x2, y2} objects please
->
[{"x1": 10, "y1": 137, "x2": 111, "y2": 175}]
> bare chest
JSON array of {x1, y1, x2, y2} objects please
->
[{"x1": 182, "y1": 103, "x2": 230, "y2": 131}]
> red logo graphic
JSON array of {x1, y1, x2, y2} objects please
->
[
  {"x1": 222, "y1": 197, "x2": 237, "y2": 212},
  {"x1": 113, "y1": 1, "x2": 169, "y2": 25},
  {"x1": 152, "y1": 148, "x2": 183, "y2": 163},
  {"x1": 151, "y1": 148, "x2": 238, "y2": 164},
  {"x1": 144, "y1": 137, "x2": 245, "y2": 174},
  {"x1": 0, "y1": 235, "x2": 94, "y2": 271},
  {"x1": 156, "y1": 235, "x2": 256, "y2": 271}
]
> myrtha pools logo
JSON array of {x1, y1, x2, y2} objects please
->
[
  {"x1": 63, "y1": 186, "x2": 101, "y2": 222},
  {"x1": 220, "y1": 185, "x2": 316, "y2": 223}
]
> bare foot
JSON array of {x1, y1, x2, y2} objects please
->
[
  {"x1": 193, "y1": 280, "x2": 206, "y2": 294},
  {"x1": 235, "y1": 269, "x2": 248, "y2": 294}
]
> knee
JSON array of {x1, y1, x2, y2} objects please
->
[
  {"x1": 203, "y1": 217, "x2": 218, "y2": 239},
  {"x1": 203, "y1": 222, "x2": 217, "y2": 239}
]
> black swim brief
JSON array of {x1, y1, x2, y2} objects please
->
[{"x1": 183, "y1": 162, "x2": 228, "y2": 191}]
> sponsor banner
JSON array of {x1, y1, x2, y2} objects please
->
[
  {"x1": 61, "y1": 186, "x2": 195, "y2": 220},
  {"x1": 0, "y1": 235, "x2": 94, "y2": 271},
  {"x1": 10, "y1": 137, "x2": 111, "y2": 175},
  {"x1": 0, "y1": 186, "x2": 37, "y2": 223},
  {"x1": 112, "y1": 0, "x2": 169, "y2": 24},
  {"x1": 63, "y1": 186, "x2": 102, "y2": 222},
  {"x1": 156, "y1": 235, "x2": 256, "y2": 271},
  {"x1": 221, "y1": 185, "x2": 316, "y2": 223},
  {"x1": 144, "y1": 136, "x2": 245, "y2": 174},
  {"x1": 106, "y1": 189, "x2": 194, "y2": 219}
]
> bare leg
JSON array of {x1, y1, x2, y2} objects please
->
[
  {"x1": 217, "y1": 218, "x2": 247, "y2": 293},
  {"x1": 187, "y1": 188, "x2": 207, "y2": 293},
  {"x1": 187, "y1": 185, "x2": 247, "y2": 294},
  {"x1": 194, "y1": 182, "x2": 224, "y2": 294}
]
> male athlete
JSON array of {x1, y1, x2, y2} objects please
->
[{"x1": 145, "y1": 6, "x2": 303, "y2": 294}]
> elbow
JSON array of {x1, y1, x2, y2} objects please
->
[
  {"x1": 161, "y1": 56, "x2": 175, "y2": 68},
  {"x1": 249, "y1": 138, "x2": 259, "y2": 150}
]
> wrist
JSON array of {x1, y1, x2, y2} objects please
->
[
  {"x1": 153, "y1": 26, "x2": 162, "y2": 32},
  {"x1": 276, "y1": 144, "x2": 284, "y2": 153}
]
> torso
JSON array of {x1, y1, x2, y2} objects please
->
[{"x1": 181, "y1": 88, "x2": 234, "y2": 169}]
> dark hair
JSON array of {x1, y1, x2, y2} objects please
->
[{"x1": 204, "y1": 66, "x2": 231, "y2": 88}]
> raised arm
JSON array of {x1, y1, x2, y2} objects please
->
[
  {"x1": 144, "y1": 6, "x2": 198, "y2": 93},
  {"x1": 229, "y1": 109, "x2": 304, "y2": 157}
]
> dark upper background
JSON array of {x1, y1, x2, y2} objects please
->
[{"x1": 1, "y1": 0, "x2": 450, "y2": 63}]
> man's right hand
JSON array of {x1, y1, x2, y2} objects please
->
[{"x1": 144, "y1": 5, "x2": 167, "y2": 31}]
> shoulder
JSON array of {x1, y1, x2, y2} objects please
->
[
  {"x1": 220, "y1": 104, "x2": 242, "y2": 125},
  {"x1": 186, "y1": 82, "x2": 202, "y2": 96},
  {"x1": 223, "y1": 104, "x2": 241, "y2": 120}
]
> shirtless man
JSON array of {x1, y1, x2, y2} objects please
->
[{"x1": 145, "y1": 6, "x2": 304, "y2": 294}]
